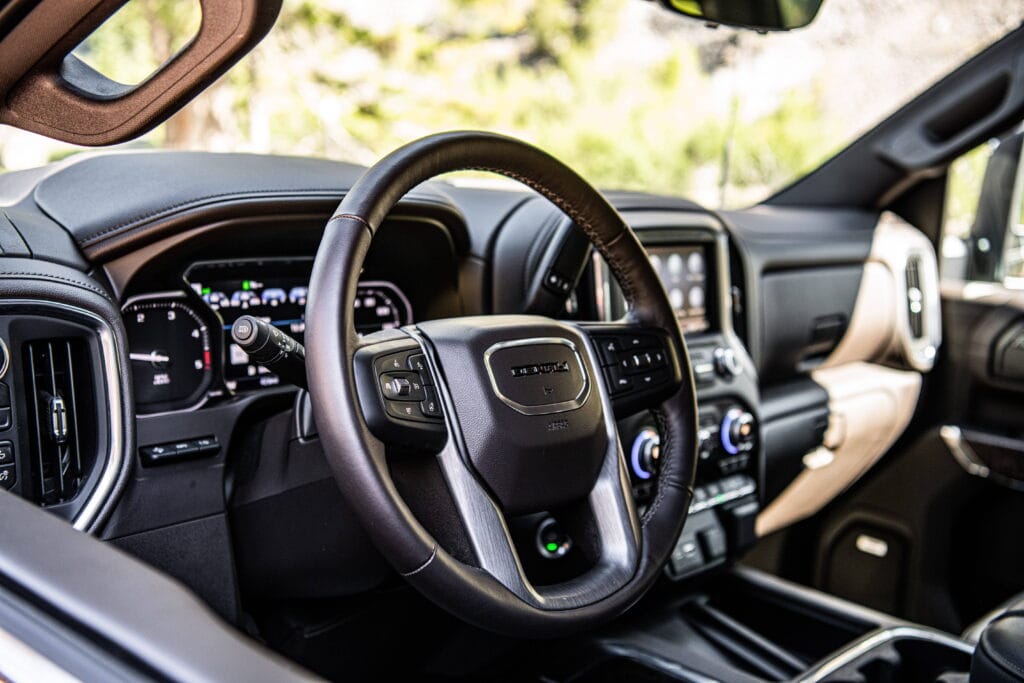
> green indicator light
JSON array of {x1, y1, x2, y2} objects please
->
[
  {"x1": 201, "y1": 287, "x2": 211, "y2": 295},
  {"x1": 714, "y1": 495, "x2": 725, "y2": 503},
  {"x1": 545, "y1": 542, "x2": 559, "y2": 553},
  {"x1": 242, "y1": 280, "x2": 251, "y2": 291}
]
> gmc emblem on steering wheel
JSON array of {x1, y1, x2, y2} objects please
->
[
  {"x1": 484, "y1": 338, "x2": 590, "y2": 416},
  {"x1": 510, "y1": 360, "x2": 570, "y2": 377}
]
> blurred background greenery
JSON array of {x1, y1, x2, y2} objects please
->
[{"x1": 2, "y1": 0, "x2": 1021, "y2": 208}]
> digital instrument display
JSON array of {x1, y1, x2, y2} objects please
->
[
  {"x1": 646, "y1": 246, "x2": 711, "y2": 335},
  {"x1": 124, "y1": 297, "x2": 213, "y2": 412},
  {"x1": 186, "y1": 258, "x2": 412, "y2": 392}
]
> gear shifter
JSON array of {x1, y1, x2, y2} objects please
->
[{"x1": 970, "y1": 610, "x2": 1024, "y2": 682}]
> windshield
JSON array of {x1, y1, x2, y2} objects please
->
[{"x1": 0, "y1": 0, "x2": 1019, "y2": 208}]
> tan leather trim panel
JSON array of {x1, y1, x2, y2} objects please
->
[
  {"x1": 757, "y1": 362, "x2": 921, "y2": 537},
  {"x1": 819, "y1": 212, "x2": 940, "y2": 372},
  {"x1": 821, "y1": 261, "x2": 896, "y2": 367},
  {"x1": 756, "y1": 213, "x2": 938, "y2": 537}
]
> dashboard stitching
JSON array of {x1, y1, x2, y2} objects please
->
[
  {"x1": 0, "y1": 272, "x2": 113, "y2": 301},
  {"x1": 77, "y1": 190, "x2": 351, "y2": 245}
]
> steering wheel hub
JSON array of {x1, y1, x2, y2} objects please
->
[{"x1": 418, "y1": 316, "x2": 608, "y2": 515}]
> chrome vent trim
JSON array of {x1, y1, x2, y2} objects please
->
[
  {"x1": 4, "y1": 300, "x2": 126, "y2": 533},
  {"x1": 876, "y1": 212, "x2": 941, "y2": 372},
  {"x1": 905, "y1": 254, "x2": 924, "y2": 339}
]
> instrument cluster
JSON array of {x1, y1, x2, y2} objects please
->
[{"x1": 123, "y1": 257, "x2": 412, "y2": 414}]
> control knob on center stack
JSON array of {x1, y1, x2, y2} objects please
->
[
  {"x1": 720, "y1": 407, "x2": 756, "y2": 455},
  {"x1": 630, "y1": 427, "x2": 661, "y2": 480}
]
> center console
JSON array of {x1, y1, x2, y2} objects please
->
[
  {"x1": 596, "y1": 210, "x2": 763, "y2": 582},
  {"x1": 530, "y1": 566, "x2": 977, "y2": 683}
]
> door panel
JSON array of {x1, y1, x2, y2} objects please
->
[{"x1": 939, "y1": 282, "x2": 1024, "y2": 487}]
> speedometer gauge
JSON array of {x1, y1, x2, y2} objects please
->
[{"x1": 123, "y1": 296, "x2": 213, "y2": 413}]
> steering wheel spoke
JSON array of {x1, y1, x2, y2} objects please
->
[
  {"x1": 577, "y1": 322, "x2": 686, "y2": 417},
  {"x1": 427, "y1": 340, "x2": 642, "y2": 609}
]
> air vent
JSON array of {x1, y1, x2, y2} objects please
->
[
  {"x1": 905, "y1": 255, "x2": 924, "y2": 339},
  {"x1": 23, "y1": 339, "x2": 91, "y2": 506}
]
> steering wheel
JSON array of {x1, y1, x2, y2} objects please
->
[{"x1": 305, "y1": 131, "x2": 697, "y2": 638}]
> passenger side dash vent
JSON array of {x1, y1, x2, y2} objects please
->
[
  {"x1": 23, "y1": 339, "x2": 92, "y2": 506},
  {"x1": 905, "y1": 255, "x2": 924, "y2": 340}
]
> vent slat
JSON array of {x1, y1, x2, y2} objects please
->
[
  {"x1": 25, "y1": 342, "x2": 47, "y2": 503},
  {"x1": 23, "y1": 338, "x2": 89, "y2": 507},
  {"x1": 905, "y1": 256, "x2": 924, "y2": 340},
  {"x1": 64, "y1": 341, "x2": 82, "y2": 485}
]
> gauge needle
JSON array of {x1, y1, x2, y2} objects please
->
[{"x1": 130, "y1": 352, "x2": 171, "y2": 363}]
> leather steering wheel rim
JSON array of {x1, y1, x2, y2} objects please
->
[{"x1": 306, "y1": 131, "x2": 697, "y2": 637}]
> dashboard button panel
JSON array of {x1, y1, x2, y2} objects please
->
[
  {"x1": 140, "y1": 435, "x2": 220, "y2": 467},
  {"x1": 587, "y1": 329, "x2": 678, "y2": 416}
]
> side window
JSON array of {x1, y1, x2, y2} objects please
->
[{"x1": 942, "y1": 130, "x2": 1024, "y2": 285}]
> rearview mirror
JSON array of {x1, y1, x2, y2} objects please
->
[{"x1": 658, "y1": 0, "x2": 825, "y2": 31}]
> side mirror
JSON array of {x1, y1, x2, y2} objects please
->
[{"x1": 658, "y1": 0, "x2": 825, "y2": 31}]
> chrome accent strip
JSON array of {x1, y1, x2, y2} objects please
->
[
  {"x1": 482, "y1": 337, "x2": 591, "y2": 416},
  {"x1": 797, "y1": 626, "x2": 973, "y2": 682},
  {"x1": 688, "y1": 481, "x2": 755, "y2": 514},
  {"x1": 0, "y1": 336, "x2": 9, "y2": 381},
  {"x1": 3, "y1": 300, "x2": 126, "y2": 533},
  {"x1": 121, "y1": 290, "x2": 188, "y2": 307},
  {"x1": 941, "y1": 424, "x2": 1024, "y2": 492},
  {"x1": 0, "y1": 624, "x2": 81, "y2": 683}
]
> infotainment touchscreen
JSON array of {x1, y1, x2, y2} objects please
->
[{"x1": 646, "y1": 245, "x2": 711, "y2": 334}]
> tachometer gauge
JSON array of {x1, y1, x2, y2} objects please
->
[
  {"x1": 353, "y1": 281, "x2": 412, "y2": 334},
  {"x1": 123, "y1": 296, "x2": 213, "y2": 413}
]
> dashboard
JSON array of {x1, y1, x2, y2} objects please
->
[
  {"x1": 588, "y1": 211, "x2": 761, "y2": 581},
  {"x1": 109, "y1": 209, "x2": 464, "y2": 417},
  {"x1": 0, "y1": 149, "x2": 944, "y2": 649}
]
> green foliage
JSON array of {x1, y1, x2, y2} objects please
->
[
  {"x1": 51, "y1": 0, "x2": 839, "y2": 207},
  {"x1": 945, "y1": 142, "x2": 993, "y2": 239},
  {"x1": 72, "y1": 0, "x2": 201, "y2": 85}
]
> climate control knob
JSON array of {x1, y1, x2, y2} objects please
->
[
  {"x1": 630, "y1": 427, "x2": 661, "y2": 480},
  {"x1": 721, "y1": 407, "x2": 756, "y2": 455}
]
